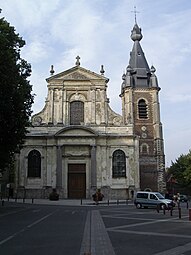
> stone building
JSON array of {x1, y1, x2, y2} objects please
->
[{"x1": 15, "y1": 21, "x2": 165, "y2": 199}]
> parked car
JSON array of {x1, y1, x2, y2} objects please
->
[
  {"x1": 179, "y1": 194, "x2": 188, "y2": 202},
  {"x1": 134, "y1": 191, "x2": 175, "y2": 209}
]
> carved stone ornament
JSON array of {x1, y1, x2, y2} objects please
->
[
  {"x1": 65, "y1": 72, "x2": 88, "y2": 80},
  {"x1": 141, "y1": 126, "x2": 147, "y2": 131},
  {"x1": 113, "y1": 117, "x2": 122, "y2": 125},
  {"x1": 141, "y1": 132, "x2": 147, "y2": 138},
  {"x1": 32, "y1": 116, "x2": 42, "y2": 126}
]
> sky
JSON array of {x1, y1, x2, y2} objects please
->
[{"x1": 1, "y1": 0, "x2": 191, "y2": 166}]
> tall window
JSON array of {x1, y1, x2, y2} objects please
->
[
  {"x1": 141, "y1": 143, "x2": 149, "y2": 154},
  {"x1": 112, "y1": 150, "x2": 126, "y2": 178},
  {"x1": 70, "y1": 101, "x2": 84, "y2": 125},
  {"x1": 28, "y1": 150, "x2": 41, "y2": 178},
  {"x1": 138, "y1": 99, "x2": 148, "y2": 119}
]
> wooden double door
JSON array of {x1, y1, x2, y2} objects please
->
[{"x1": 68, "y1": 164, "x2": 86, "y2": 199}]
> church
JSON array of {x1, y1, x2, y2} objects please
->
[{"x1": 14, "y1": 21, "x2": 165, "y2": 199}]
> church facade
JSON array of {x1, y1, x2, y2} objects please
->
[{"x1": 14, "y1": 22, "x2": 165, "y2": 199}]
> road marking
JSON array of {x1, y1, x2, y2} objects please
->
[
  {"x1": 91, "y1": 210, "x2": 115, "y2": 255},
  {"x1": 108, "y1": 229, "x2": 191, "y2": 239},
  {"x1": 0, "y1": 207, "x2": 30, "y2": 218},
  {"x1": 27, "y1": 212, "x2": 55, "y2": 228},
  {"x1": 0, "y1": 211, "x2": 56, "y2": 246},
  {"x1": 80, "y1": 211, "x2": 91, "y2": 255},
  {"x1": 153, "y1": 241, "x2": 191, "y2": 255},
  {"x1": 80, "y1": 210, "x2": 116, "y2": 255},
  {"x1": 106, "y1": 215, "x2": 189, "y2": 230},
  {"x1": 0, "y1": 236, "x2": 14, "y2": 245}
]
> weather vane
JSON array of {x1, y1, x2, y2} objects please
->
[{"x1": 131, "y1": 6, "x2": 140, "y2": 23}]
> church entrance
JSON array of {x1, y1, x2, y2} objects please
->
[{"x1": 68, "y1": 164, "x2": 86, "y2": 198}]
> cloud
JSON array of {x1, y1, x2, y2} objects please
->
[
  {"x1": 22, "y1": 40, "x2": 52, "y2": 64},
  {"x1": 1, "y1": 0, "x2": 191, "y2": 165}
]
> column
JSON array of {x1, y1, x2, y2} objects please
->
[
  {"x1": 56, "y1": 146, "x2": 62, "y2": 188},
  {"x1": 91, "y1": 145, "x2": 97, "y2": 188}
]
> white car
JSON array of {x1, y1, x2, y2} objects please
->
[{"x1": 134, "y1": 191, "x2": 174, "y2": 209}]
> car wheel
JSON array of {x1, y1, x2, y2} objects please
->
[{"x1": 136, "y1": 203, "x2": 142, "y2": 209}]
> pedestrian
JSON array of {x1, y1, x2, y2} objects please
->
[
  {"x1": 165, "y1": 191, "x2": 170, "y2": 199},
  {"x1": 92, "y1": 189, "x2": 104, "y2": 205}
]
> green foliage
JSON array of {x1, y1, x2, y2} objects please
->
[
  {"x1": 168, "y1": 150, "x2": 191, "y2": 190},
  {"x1": 0, "y1": 15, "x2": 34, "y2": 171}
]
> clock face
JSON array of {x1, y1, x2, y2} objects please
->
[
  {"x1": 142, "y1": 132, "x2": 147, "y2": 138},
  {"x1": 141, "y1": 126, "x2": 147, "y2": 131}
]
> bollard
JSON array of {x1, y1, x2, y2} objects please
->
[
  {"x1": 170, "y1": 207, "x2": 173, "y2": 216},
  {"x1": 81, "y1": 198, "x2": 82, "y2": 205},
  {"x1": 15, "y1": 196, "x2": 17, "y2": 202},
  {"x1": 189, "y1": 209, "x2": 191, "y2": 221},
  {"x1": 163, "y1": 207, "x2": 166, "y2": 215},
  {"x1": 32, "y1": 198, "x2": 34, "y2": 204},
  {"x1": 178, "y1": 207, "x2": 181, "y2": 219},
  {"x1": 107, "y1": 199, "x2": 109, "y2": 205},
  {"x1": 187, "y1": 202, "x2": 189, "y2": 209},
  {"x1": 2, "y1": 200, "x2": 4, "y2": 206},
  {"x1": 117, "y1": 199, "x2": 119, "y2": 205},
  {"x1": 23, "y1": 198, "x2": 25, "y2": 203},
  {"x1": 126, "y1": 199, "x2": 128, "y2": 205}
]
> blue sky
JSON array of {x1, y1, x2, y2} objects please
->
[{"x1": 1, "y1": 0, "x2": 191, "y2": 166}]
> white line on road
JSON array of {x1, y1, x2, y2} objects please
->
[
  {"x1": 107, "y1": 229, "x2": 191, "y2": 239},
  {"x1": 106, "y1": 215, "x2": 189, "y2": 230},
  {"x1": 153, "y1": 241, "x2": 191, "y2": 255},
  {"x1": 27, "y1": 212, "x2": 55, "y2": 228},
  {"x1": 0, "y1": 211, "x2": 56, "y2": 246}
]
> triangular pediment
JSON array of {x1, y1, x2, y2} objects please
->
[{"x1": 46, "y1": 66, "x2": 109, "y2": 82}]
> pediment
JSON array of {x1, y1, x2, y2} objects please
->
[
  {"x1": 46, "y1": 66, "x2": 109, "y2": 83},
  {"x1": 55, "y1": 126, "x2": 97, "y2": 137},
  {"x1": 64, "y1": 72, "x2": 88, "y2": 80}
]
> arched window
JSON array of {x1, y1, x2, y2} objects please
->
[
  {"x1": 70, "y1": 101, "x2": 84, "y2": 125},
  {"x1": 141, "y1": 143, "x2": 149, "y2": 154},
  {"x1": 138, "y1": 99, "x2": 148, "y2": 119},
  {"x1": 112, "y1": 150, "x2": 126, "y2": 178},
  {"x1": 28, "y1": 150, "x2": 41, "y2": 178}
]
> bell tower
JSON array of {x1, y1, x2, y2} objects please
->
[{"x1": 120, "y1": 21, "x2": 165, "y2": 192}]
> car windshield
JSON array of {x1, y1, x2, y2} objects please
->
[{"x1": 155, "y1": 193, "x2": 165, "y2": 199}]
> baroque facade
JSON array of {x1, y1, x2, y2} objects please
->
[{"x1": 15, "y1": 21, "x2": 165, "y2": 199}]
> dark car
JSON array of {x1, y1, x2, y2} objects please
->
[{"x1": 179, "y1": 194, "x2": 188, "y2": 202}]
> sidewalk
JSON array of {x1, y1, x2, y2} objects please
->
[{"x1": 1, "y1": 198, "x2": 133, "y2": 207}]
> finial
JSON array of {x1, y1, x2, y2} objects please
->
[
  {"x1": 131, "y1": 6, "x2": 140, "y2": 24},
  {"x1": 126, "y1": 65, "x2": 132, "y2": 74},
  {"x1": 75, "y1": 55, "x2": 80, "y2": 66},
  {"x1": 100, "y1": 65, "x2": 105, "y2": 75},
  {"x1": 150, "y1": 65, "x2": 156, "y2": 73},
  {"x1": 50, "y1": 65, "x2": 55, "y2": 75},
  {"x1": 122, "y1": 72, "x2": 126, "y2": 80}
]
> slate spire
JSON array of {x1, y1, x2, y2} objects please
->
[
  {"x1": 129, "y1": 22, "x2": 151, "y2": 87},
  {"x1": 121, "y1": 21, "x2": 160, "y2": 93}
]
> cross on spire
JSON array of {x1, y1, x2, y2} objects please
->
[
  {"x1": 131, "y1": 6, "x2": 140, "y2": 24},
  {"x1": 75, "y1": 55, "x2": 80, "y2": 66}
]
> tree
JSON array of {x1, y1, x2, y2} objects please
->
[
  {"x1": 167, "y1": 150, "x2": 191, "y2": 194},
  {"x1": 0, "y1": 12, "x2": 34, "y2": 172}
]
